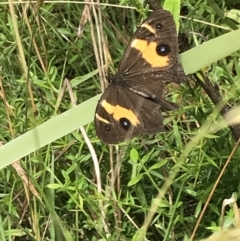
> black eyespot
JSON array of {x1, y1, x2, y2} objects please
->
[
  {"x1": 120, "y1": 118, "x2": 131, "y2": 131},
  {"x1": 105, "y1": 125, "x2": 111, "y2": 131},
  {"x1": 156, "y1": 44, "x2": 171, "y2": 56},
  {"x1": 156, "y1": 23, "x2": 162, "y2": 29}
]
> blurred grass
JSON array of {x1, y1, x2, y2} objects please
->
[{"x1": 0, "y1": 0, "x2": 240, "y2": 241}]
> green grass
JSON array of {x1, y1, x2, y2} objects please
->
[{"x1": 0, "y1": 0, "x2": 240, "y2": 240}]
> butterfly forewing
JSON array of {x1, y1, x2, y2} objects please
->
[{"x1": 118, "y1": 9, "x2": 179, "y2": 75}]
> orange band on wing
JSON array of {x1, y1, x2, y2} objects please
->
[
  {"x1": 101, "y1": 100, "x2": 140, "y2": 126},
  {"x1": 131, "y1": 39, "x2": 169, "y2": 67}
]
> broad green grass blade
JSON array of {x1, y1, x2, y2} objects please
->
[
  {"x1": 0, "y1": 95, "x2": 100, "y2": 169},
  {"x1": 181, "y1": 29, "x2": 240, "y2": 75},
  {"x1": 0, "y1": 30, "x2": 240, "y2": 169}
]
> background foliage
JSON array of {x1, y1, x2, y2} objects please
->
[{"x1": 0, "y1": 0, "x2": 240, "y2": 240}]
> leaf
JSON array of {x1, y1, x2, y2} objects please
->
[
  {"x1": 225, "y1": 9, "x2": 240, "y2": 24},
  {"x1": 128, "y1": 174, "x2": 144, "y2": 186},
  {"x1": 150, "y1": 159, "x2": 168, "y2": 170},
  {"x1": 47, "y1": 184, "x2": 62, "y2": 189},
  {"x1": 130, "y1": 148, "x2": 139, "y2": 163}
]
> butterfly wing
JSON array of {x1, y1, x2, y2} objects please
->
[
  {"x1": 118, "y1": 9, "x2": 186, "y2": 84},
  {"x1": 94, "y1": 8, "x2": 186, "y2": 144},
  {"x1": 94, "y1": 85, "x2": 165, "y2": 144}
]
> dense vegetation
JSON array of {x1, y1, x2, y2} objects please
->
[{"x1": 0, "y1": 0, "x2": 240, "y2": 240}]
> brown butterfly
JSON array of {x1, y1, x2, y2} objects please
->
[{"x1": 94, "y1": 8, "x2": 186, "y2": 144}]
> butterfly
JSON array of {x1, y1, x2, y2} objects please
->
[{"x1": 94, "y1": 8, "x2": 186, "y2": 144}]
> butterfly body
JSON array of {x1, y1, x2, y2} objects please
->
[{"x1": 94, "y1": 9, "x2": 186, "y2": 144}]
